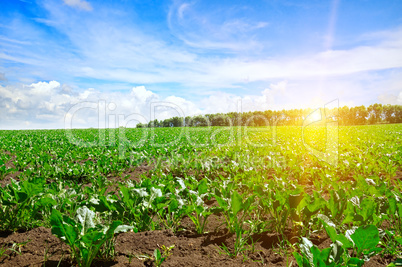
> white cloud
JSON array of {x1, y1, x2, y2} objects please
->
[
  {"x1": 63, "y1": 0, "x2": 92, "y2": 11},
  {"x1": 177, "y1": 3, "x2": 190, "y2": 20},
  {"x1": 30, "y1": 80, "x2": 60, "y2": 95},
  {"x1": 198, "y1": 81, "x2": 288, "y2": 114},
  {"x1": 1, "y1": 80, "x2": 286, "y2": 129},
  {"x1": 0, "y1": 73, "x2": 400, "y2": 130},
  {"x1": 0, "y1": 81, "x2": 203, "y2": 129},
  {"x1": 131, "y1": 86, "x2": 158, "y2": 103},
  {"x1": 378, "y1": 92, "x2": 402, "y2": 105}
]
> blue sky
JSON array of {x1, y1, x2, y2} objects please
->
[{"x1": 1, "y1": 0, "x2": 402, "y2": 129}]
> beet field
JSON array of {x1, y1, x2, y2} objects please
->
[{"x1": 1, "y1": 124, "x2": 402, "y2": 266}]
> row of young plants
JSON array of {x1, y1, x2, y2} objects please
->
[
  {"x1": 1, "y1": 124, "x2": 402, "y2": 266},
  {"x1": 1, "y1": 168, "x2": 402, "y2": 265},
  {"x1": 0, "y1": 125, "x2": 400, "y2": 183}
]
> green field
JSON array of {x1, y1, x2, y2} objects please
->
[{"x1": 1, "y1": 124, "x2": 402, "y2": 266}]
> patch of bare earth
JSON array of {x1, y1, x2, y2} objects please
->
[
  {"x1": 101, "y1": 161, "x2": 155, "y2": 195},
  {"x1": 0, "y1": 151, "x2": 21, "y2": 188},
  {"x1": 119, "y1": 161, "x2": 154, "y2": 184},
  {"x1": 0, "y1": 224, "x2": 395, "y2": 267}
]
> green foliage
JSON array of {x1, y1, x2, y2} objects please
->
[
  {"x1": 296, "y1": 216, "x2": 382, "y2": 266},
  {"x1": 0, "y1": 178, "x2": 49, "y2": 231},
  {"x1": 50, "y1": 206, "x2": 132, "y2": 267},
  {"x1": 1, "y1": 123, "x2": 402, "y2": 264},
  {"x1": 154, "y1": 245, "x2": 175, "y2": 267},
  {"x1": 350, "y1": 225, "x2": 380, "y2": 258}
]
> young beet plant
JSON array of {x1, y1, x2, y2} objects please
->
[
  {"x1": 215, "y1": 189, "x2": 255, "y2": 257},
  {"x1": 50, "y1": 206, "x2": 132, "y2": 267},
  {"x1": 0, "y1": 177, "x2": 48, "y2": 231},
  {"x1": 185, "y1": 178, "x2": 216, "y2": 234},
  {"x1": 294, "y1": 215, "x2": 382, "y2": 267},
  {"x1": 169, "y1": 177, "x2": 215, "y2": 234}
]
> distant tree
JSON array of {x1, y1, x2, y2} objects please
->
[
  {"x1": 192, "y1": 115, "x2": 209, "y2": 126},
  {"x1": 144, "y1": 104, "x2": 401, "y2": 128},
  {"x1": 383, "y1": 105, "x2": 395, "y2": 123},
  {"x1": 395, "y1": 105, "x2": 402, "y2": 123},
  {"x1": 356, "y1": 105, "x2": 368, "y2": 125},
  {"x1": 184, "y1": 116, "x2": 192, "y2": 126},
  {"x1": 171, "y1": 116, "x2": 183, "y2": 127}
]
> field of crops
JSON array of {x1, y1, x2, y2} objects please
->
[{"x1": 1, "y1": 124, "x2": 402, "y2": 266}]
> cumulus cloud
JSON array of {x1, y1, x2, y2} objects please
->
[
  {"x1": 0, "y1": 81, "x2": 204, "y2": 129},
  {"x1": 0, "y1": 73, "x2": 6, "y2": 81},
  {"x1": 199, "y1": 81, "x2": 288, "y2": 114},
  {"x1": 63, "y1": 0, "x2": 92, "y2": 11},
  {"x1": 0, "y1": 80, "x2": 289, "y2": 129},
  {"x1": 1, "y1": 75, "x2": 398, "y2": 130},
  {"x1": 378, "y1": 92, "x2": 402, "y2": 105}
]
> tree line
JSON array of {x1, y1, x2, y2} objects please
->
[{"x1": 136, "y1": 103, "x2": 402, "y2": 128}]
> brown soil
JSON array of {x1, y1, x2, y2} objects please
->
[
  {"x1": 119, "y1": 162, "x2": 154, "y2": 184},
  {"x1": 0, "y1": 226, "x2": 299, "y2": 266},
  {"x1": 0, "y1": 151, "x2": 21, "y2": 187},
  {"x1": 102, "y1": 161, "x2": 155, "y2": 195},
  {"x1": 0, "y1": 226, "x2": 392, "y2": 267}
]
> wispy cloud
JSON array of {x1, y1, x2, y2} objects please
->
[
  {"x1": 0, "y1": 72, "x2": 6, "y2": 81},
  {"x1": 62, "y1": 0, "x2": 92, "y2": 11},
  {"x1": 168, "y1": 1, "x2": 269, "y2": 52},
  {"x1": 3, "y1": 1, "x2": 401, "y2": 89}
]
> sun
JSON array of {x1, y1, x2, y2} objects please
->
[
  {"x1": 311, "y1": 111, "x2": 322, "y2": 122},
  {"x1": 307, "y1": 109, "x2": 322, "y2": 123}
]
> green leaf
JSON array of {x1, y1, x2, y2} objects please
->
[
  {"x1": 318, "y1": 214, "x2": 352, "y2": 249},
  {"x1": 347, "y1": 257, "x2": 365, "y2": 267},
  {"x1": 342, "y1": 202, "x2": 356, "y2": 225},
  {"x1": 154, "y1": 248, "x2": 162, "y2": 260},
  {"x1": 168, "y1": 199, "x2": 179, "y2": 213},
  {"x1": 388, "y1": 197, "x2": 396, "y2": 215},
  {"x1": 16, "y1": 192, "x2": 28, "y2": 203},
  {"x1": 198, "y1": 179, "x2": 208, "y2": 195},
  {"x1": 105, "y1": 220, "x2": 123, "y2": 239},
  {"x1": 360, "y1": 198, "x2": 375, "y2": 222},
  {"x1": 289, "y1": 194, "x2": 303, "y2": 209},
  {"x1": 81, "y1": 230, "x2": 104, "y2": 245},
  {"x1": 195, "y1": 205, "x2": 204, "y2": 215},
  {"x1": 387, "y1": 258, "x2": 402, "y2": 267},
  {"x1": 350, "y1": 225, "x2": 379, "y2": 256},
  {"x1": 293, "y1": 251, "x2": 311, "y2": 267},
  {"x1": 114, "y1": 224, "x2": 134, "y2": 234},
  {"x1": 76, "y1": 206, "x2": 96, "y2": 235},
  {"x1": 330, "y1": 241, "x2": 344, "y2": 264},
  {"x1": 50, "y1": 209, "x2": 78, "y2": 247},
  {"x1": 311, "y1": 246, "x2": 333, "y2": 267},
  {"x1": 328, "y1": 190, "x2": 340, "y2": 218},
  {"x1": 215, "y1": 196, "x2": 228, "y2": 209},
  {"x1": 36, "y1": 197, "x2": 57, "y2": 207},
  {"x1": 299, "y1": 237, "x2": 313, "y2": 264},
  {"x1": 231, "y1": 191, "x2": 243, "y2": 216}
]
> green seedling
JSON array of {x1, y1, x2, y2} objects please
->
[{"x1": 50, "y1": 206, "x2": 133, "y2": 267}]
